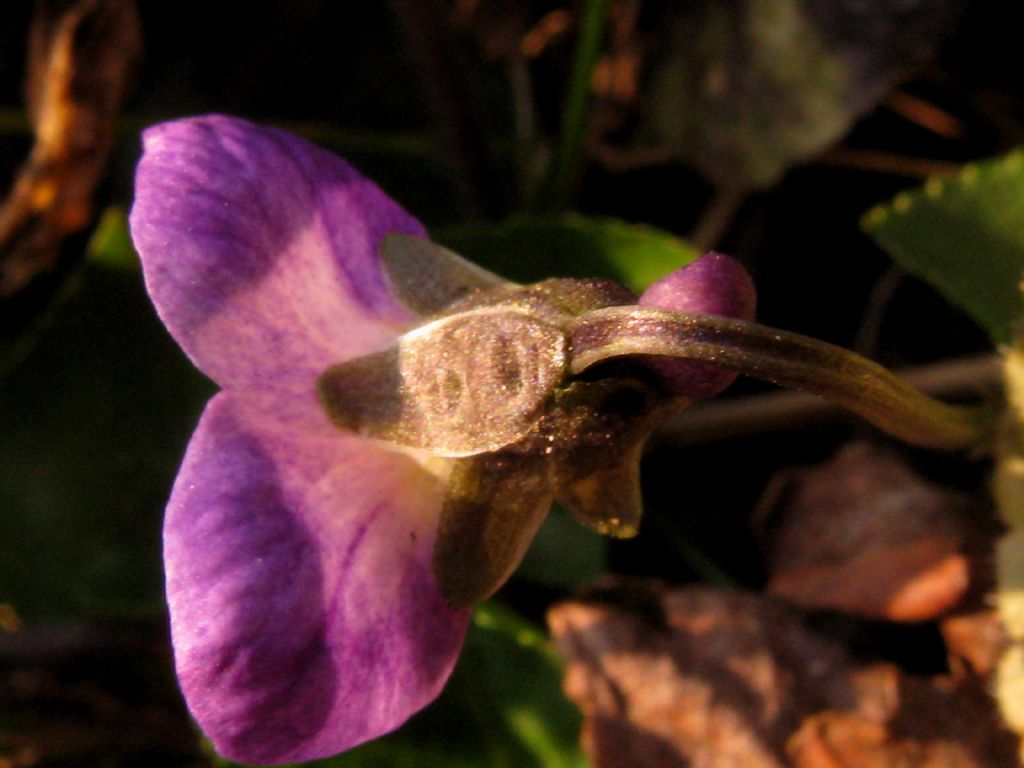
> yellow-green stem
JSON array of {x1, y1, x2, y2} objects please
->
[{"x1": 571, "y1": 306, "x2": 994, "y2": 451}]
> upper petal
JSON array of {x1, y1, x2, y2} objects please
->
[
  {"x1": 164, "y1": 394, "x2": 469, "y2": 764},
  {"x1": 129, "y1": 115, "x2": 423, "y2": 430}
]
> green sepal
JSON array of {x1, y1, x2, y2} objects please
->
[
  {"x1": 549, "y1": 379, "x2": 673, "y2": 538},
  {"x1": 318, "y1": 307, "x2": 568, "y2": 457},
  {"x1": 430, "y1": 376, "x2": 674, "y2": 606},
  {"x1": 558, "y1": 445, "x2": 644, "y2": 538},
  {"x1": 380, "y1": 232, "x2": 506, "y2": 316},
  {"x1": 433, "y1": 450, "x2": 556, "y2": 607}
]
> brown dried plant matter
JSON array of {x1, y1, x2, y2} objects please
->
[
  {"x1": 549, "y1": 583, "x2": 1018, "y2": 768},
  {"x1": 0, "y1": 0, "x2": 140, "y2": 297},
  {"x1": 758, "y1": 442, "x2": 988, "y2": 622}
]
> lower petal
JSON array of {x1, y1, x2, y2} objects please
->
[{"x1": 164, "y1": 394, "x2": 469, "y2": 764}]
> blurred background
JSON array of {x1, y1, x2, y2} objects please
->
[{"x1": 2, "y1": 2, "x2": 1023, "y2": 766}]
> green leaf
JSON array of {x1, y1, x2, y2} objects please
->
[
  {"x1": 0, "y1": 222, "x2": 213, "y2": 618},
  {"x1": 438, "y1": 214, "x2": 700, "y2": 292},
  {"x1": 212, "y1": 603, "x2": 585, "y2": 768},
  {"x1": 863, "y1": 149, "x2": 1024, "y2": 344}
]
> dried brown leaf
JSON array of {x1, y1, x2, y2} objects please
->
[
  {"x1": 550, "y1": 582, "x2": 1018, "y2": 768},
  {"x1": 941, "y1": 610, "x2": 1008, "y2": 678},
  {"x1": 761, "y1": 442, "x2": 980, "y2": 621},
  {"x1": 550, "y1": 585, "x2": 859, "y2": 768},
  {"x1": 0, "y1": 0, "x2": 141, "y2": 296},
  {"x1": 789, "y1": 674, "x2": 1016, "y2": 767}
]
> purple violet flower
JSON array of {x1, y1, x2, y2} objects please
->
[{"x1": 129, "y1": 114, "x2": 754, "y2": 764}]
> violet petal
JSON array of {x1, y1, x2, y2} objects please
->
[
  {"x1": 638, "y1": 252, "x2": 756, "y2": 399},
  {"x1": 129, "y1": 115, "x2": 424, "y2": 432},
  {"x1": 164, "y1": 394, "x2": 469, "y2": 764}
]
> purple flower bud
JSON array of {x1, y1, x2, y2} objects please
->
[{"x1": 638, "y1": 252, "x2": 756, "y2": 400}]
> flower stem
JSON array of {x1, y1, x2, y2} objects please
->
[{"x1": 571, "y1": 306, "x2": 995, "y2": 451}]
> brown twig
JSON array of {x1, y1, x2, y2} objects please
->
[
  {"x1": 0, "y1": 0, "x2": 141, "y2": 297},
  {"x1": 884, "y1": 89, "x2": 968, "y2": 140},
  {"x1": 817, "y1": 148, "x2": 961, "y2": 179}
]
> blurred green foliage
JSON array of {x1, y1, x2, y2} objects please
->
[
  {"x1": 864, "y1": 148, "x2": 1024, "y2": 344},
  {"x1": 517, "y1": 504, "x2": 606, "y2": 589},
  {"x1": 440, "y1": 214, "x2": 700, "y2": 291},
  {"x1": 0, "y1": 209, "x2": 213, "y2": 618}
]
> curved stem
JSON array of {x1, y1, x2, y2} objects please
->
[{"x1": 570, "y1": 306, "x2": 995, "y2": 451}]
